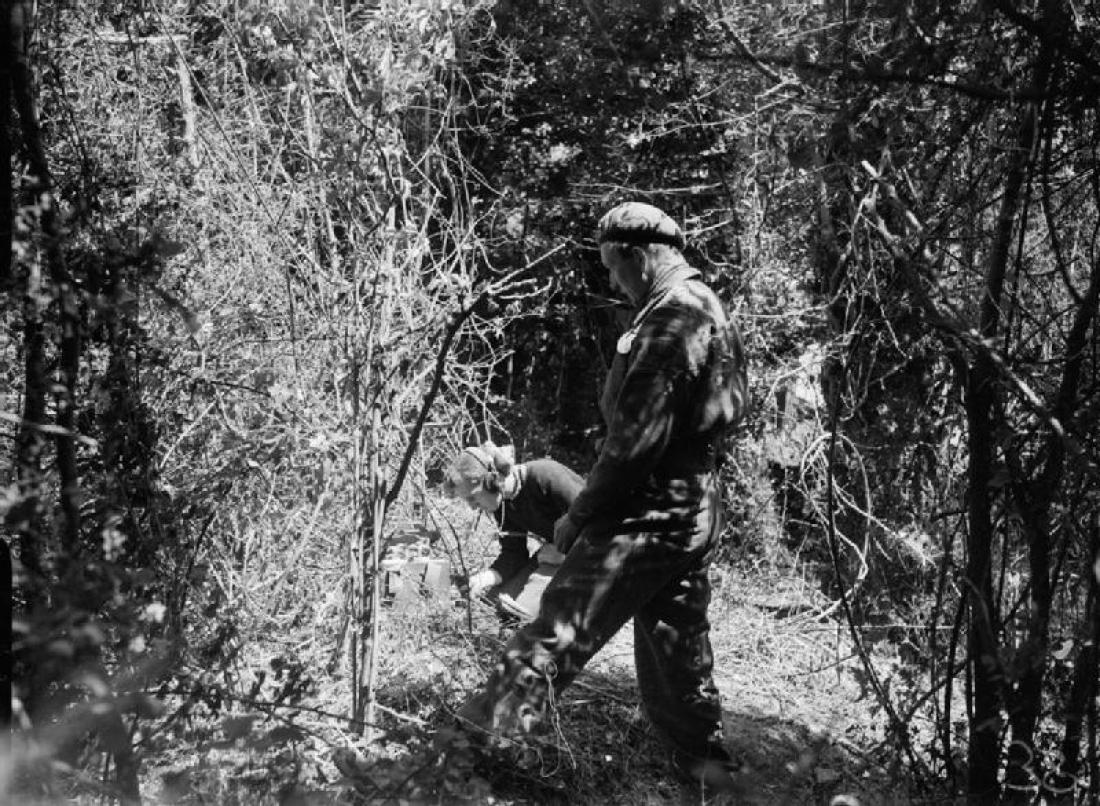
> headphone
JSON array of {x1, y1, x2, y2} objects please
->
[{"x1": 464, "y1": 446, "x2": 501, "y2": 493}]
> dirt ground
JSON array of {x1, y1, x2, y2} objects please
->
[
  {"x1": 333, "y1": 564, "x2": 933, "y2": 805},
  {"x1": 560, "y1": 570, "x2": 919, "y2": 806},
  {"x1": 132, "y1": 562, "x2": 939, "y2": 806}
]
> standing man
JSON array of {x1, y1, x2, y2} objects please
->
[{"x1": 444, "y1": 202, "x2": 748, "y2": 793}]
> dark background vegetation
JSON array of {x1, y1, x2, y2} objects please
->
[{"x1": 3, "y1": 0, "x2": 1099, "y2": 803}]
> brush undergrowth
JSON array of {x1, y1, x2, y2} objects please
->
[
  {"x1": 8, "y1": 490, "x2": 946, "y2": 806},
  {"x1": 117, "y1": 550, "x2": 932, "y2": 806}
]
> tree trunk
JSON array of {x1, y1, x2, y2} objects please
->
[
  {"x1": 994, "y1": 42, "x2": 1056, "y2": 799},
  {"x1": 1, "y1": 0, "x2": 12, "y2": 289},
  {"x1": 7, "y1": 3, "x2": 141, "y2": 800},
  {"x1": 1055, "y1": 528, "x2": 1099, "y2": 793},
  {"x1": 8, "y1": 0, "x2": 49, "y2": 717},
  {"x1": 0, "y1": 534, "x2": 10, "y2": 737},
  {"x1": 964, "y1": 354, "x2": 1004, "y2": 803},
  {"x1": 10, "y1": 0, "x2": 83, "y2": 576},
  {"x1": 965, "y1": 75, "x2": 1040, "y2": 806},
  {"x1": 1010, "y1": 251, "x2": 1100, "y2": 803}
]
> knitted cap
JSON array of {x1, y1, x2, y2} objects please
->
[{"x1": 597, "y1": 202, "x2": 685, "y2": 250}]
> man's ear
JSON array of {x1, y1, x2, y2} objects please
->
[{"x1": 614, "y1": 243, "x2": 642, "y2": 265}]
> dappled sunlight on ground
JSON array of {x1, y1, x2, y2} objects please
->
[{"x1": 125, "y1": 564, "x2": 927, "y2": 805}]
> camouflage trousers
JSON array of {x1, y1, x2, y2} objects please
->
[{"x1": 457, "y1": 481, "x2": 729, "y2": 765}]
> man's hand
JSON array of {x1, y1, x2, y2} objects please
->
[
  {"x1": 468, "y1": 568, "x2": 502, "y2": 598},
  {"x1": 553, "y1": 513, "x2": 579, "y2": 555}
]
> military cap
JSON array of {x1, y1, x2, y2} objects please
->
[{"x1": 597, "y1": 202, "x2": 686, "y2": 250}]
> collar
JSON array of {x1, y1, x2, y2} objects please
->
[
  {"x1": 617, "y1": 264, "x2": 700, "y2": 354},
  {"x1": 503, "y1": 463, "x2": 527, "y2": 501}
]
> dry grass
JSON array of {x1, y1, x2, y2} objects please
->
[
  {"x1": 149, "y1": 561, "x2": 940, "y2": 805},
  {"x1": 0, "y1": 500, "x2": 935, "y2": 805},
  {"x1": 312, "y1": 558, "x2": 937, "y2": 805},
  {"x1": 15, "y1": 511, "x2": 946, "y2": 805}
]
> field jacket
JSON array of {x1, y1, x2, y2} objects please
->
[
  {"x1": 565, "y1": 265, "x2": 747, "y2": 537},
  {"x1": 491, "y1": 458, "x2": 583, "y2": 581}
]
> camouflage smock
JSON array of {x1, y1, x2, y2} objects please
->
[{"x1": 564, "y1": 264, "x2": 747, "y2": 539}]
